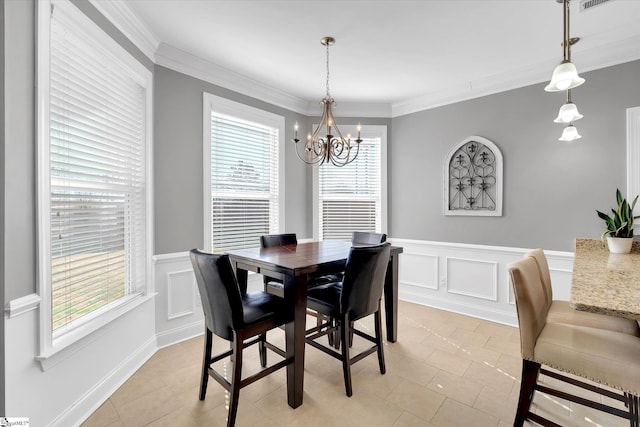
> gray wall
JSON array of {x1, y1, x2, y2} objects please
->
[
  {"x1": 391, "y1": 60, "x2": 640, "y2": 251},
  {"x1": 152, "y1": 66, "x2": 395, "y2": 255},
  {"x1": 153, "y1": 65, "x2": 312, "y2": 254}
]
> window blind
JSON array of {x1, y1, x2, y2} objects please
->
[
  {"x1": 49, "y1": 7, "x2": 147, "y2": 334},
  {"x1": 318, "y1": 136, "x2": 382, "y2": 240},
  {"x1": 210, "y1": 112, "x2": 280, "y2": 252}
]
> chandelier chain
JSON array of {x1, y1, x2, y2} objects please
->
[{"x1": 325, "y1": 42, "x2": 331, "y2": 98}]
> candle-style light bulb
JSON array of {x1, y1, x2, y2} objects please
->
[{"x1": 294, "y1": 122, "x2": 298, "y2": 140}]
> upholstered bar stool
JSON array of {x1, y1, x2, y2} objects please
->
[
  {"x1": 305, "y1": 243, "x2": 391, "y2": 397},
  {"x1": 508, "y1": 256, "x2": 640, "y2": 427},
  {"x1": 526, "y1": 249, "x2": 640, "y2": 336},
  {"x1": 190, "y1": 249, "x2": 292, "y2": 427}
]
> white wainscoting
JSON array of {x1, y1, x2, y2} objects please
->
[{"x1": 390, "y1": 239, "x2": 574, "y2": 327}]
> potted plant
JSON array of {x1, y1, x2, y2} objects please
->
[{"x1": 596, "y1": 189, "x2": 640, "y2": 253}]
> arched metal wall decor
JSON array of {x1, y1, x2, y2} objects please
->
[{"x1": 444, "y1": 136, "x2": 503, "y2": 216}]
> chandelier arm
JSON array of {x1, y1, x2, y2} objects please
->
[
  {"x1": 293, "y1": 139, "x2": 324, "y2": 165},
  {"x1": 329, "y1": 141, "x2": 360, "y2": 167}
]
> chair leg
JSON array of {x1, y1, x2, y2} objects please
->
[
  {"x1": 227, "y1": 332, "x2": 244, "y2": 427},
  {"x1": 630, "y1": 394, "x2": 639, "y2": 427},
  {"x1": 340, "y1": 314, "x2": 353, "y2": 397},
  {"x1": 258, "y1": 332, "x2": 267, "y2": 368},
  {"x1": 200, "y1": 328, "x2": 213, "y2": 400},
  {"x1": 374, "y1": 307, "x2": 386, "y2": 375},
  {"x1": 324, "y1": 314, "x2": 334, "y2": 346},
  {"x1": 514, "y1": 359, "x2": 540, "y2": 427},
  {"x1": 334, "y1": 318, "x2": 341, "y2": 349}
]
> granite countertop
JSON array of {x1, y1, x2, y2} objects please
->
[{"x1": 570, "y1": 238, "x2": 640, "y2": 319}]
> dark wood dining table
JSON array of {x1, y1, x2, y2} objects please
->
[{"x1": 227, "y1": 240, "x2": 403, "y2": 408}]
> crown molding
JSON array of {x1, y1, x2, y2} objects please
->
[
  {"x1": 392, "y1": 32, "x2": 640, "y2": 117},
  {"x1": 304, "y1": 101, "x2": 392, "y2": 118},
  {"x1": 88, "y1": 0, "x2": 159, "y2": 62},
  {"x1": 156, "y1": 43, "x2": 312, "y2": 114},
  {"x1": 87, "y1": 1, "x2": 640, "y2": 119}
]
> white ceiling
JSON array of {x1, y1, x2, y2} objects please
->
[{"x1": 110, "y1": 0, "x2": 640, "y2": 116}]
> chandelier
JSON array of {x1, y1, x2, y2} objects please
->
[
  {"x1": 292, "y1": 36, "x2": 362, "y2": 166},
  {"x1": 545, "y1": 0, "x2": 584, "y2": 141}
]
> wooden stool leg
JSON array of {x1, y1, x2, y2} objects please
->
[
  {"x1": 227, "y1": 333, "x2": 243, "y2": 427},
  {"x1": 258, "y1": 332, "x2": 267, "y2": 368},
  {"x1": 341, "y1": 315, "x2": 353, "y2": 397},
  {"x1": 374, "y1": 307, "x2": 386, "y2": 375},
  {"x1": 200, "y1": 328, "x2": 212, "y2": 400},
  {"x1": 514, "y1": 359, "x2": 540, "y2": 427}
]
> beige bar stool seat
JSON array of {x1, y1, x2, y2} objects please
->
[
  {"x1": 508, "y1": 256, "x2": 640, "y2": 427},
  {"x1": 526, "y1": 249, "x2": 640, "y2": 337}
]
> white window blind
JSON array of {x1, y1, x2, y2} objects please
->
[
  {"x1": 47, "y1": 3, "x2": 147, "y2": 335},
  {"x1": 209, "y1": 109, "x2": 281, "y2": 252},
  {"x1": 318, "y1": 133, "x2": 383, "y2": 240}
]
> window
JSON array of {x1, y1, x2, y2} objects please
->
[
  {"x1": 314, "y1": 125, "x2": 387, "y2": 240},
  {"x1": 203, "y1": 93, "x2": 284, "y2": 252},
  {"x1": 37, "y1": 0, "x2": 152, "y2": 355}
]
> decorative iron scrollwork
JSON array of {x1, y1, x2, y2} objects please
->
[{"x1": 444, "y1": 136, "x2": 503, "y2": 216}]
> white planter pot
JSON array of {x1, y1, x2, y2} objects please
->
[{"x1": 606, "y1": 237, "x2": 633, "y2": 254}]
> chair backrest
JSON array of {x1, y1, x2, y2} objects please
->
[
  {"x1": 525, "y1": 248, "x2": 553, "y2": 310},
  {"x1": 352, "y1": 231, "x2": 387, "y2": 245},
  {"x1": 507, "y1": 256, "x2": 549, "y2": 361},
  {"x1": 190, "y1": 249, "x2": 243, "y2": 341},
  {"x1": 340, "y1": 243, "x2": 391, "y2": 320},
  {"x1": 260, "y1": 233, "x2": 297, "y2": 248}
]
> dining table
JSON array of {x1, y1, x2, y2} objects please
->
[
  {"x1": 227, "y1": 240, "x2": 403, "y2": 408},
  {"x1": 570, "y1": 237, "x2": 640, "y2": 319}
]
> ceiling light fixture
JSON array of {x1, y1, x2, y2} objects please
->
[
  {"x1": 292, "y1": 36, "x2": 361, "y2": 167},
  {"x1": 545, "y1": 0, "x2": 584, "y2": 92},
  {"x1": 554, "y1": 89, "x2": 583, "y2": 123},
  {"x1": 559, "y1": 123, "x2": 582, "y2": 142}
]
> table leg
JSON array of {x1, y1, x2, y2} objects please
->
[
  {"x1": 384, "y1": 254, "x2": 399, "y2": 342},
  {"x1": 235, "y1": 268, "x2": 248, "y2": 295},
  {"x1": 284, "y1": 273, "x2": 306, "y2": 408}
]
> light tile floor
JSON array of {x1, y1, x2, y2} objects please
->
[{"x1": 82, "y1": 301, "x2": 631, "y2": 427}]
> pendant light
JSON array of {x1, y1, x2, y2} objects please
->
[
  {"x1": 559, "y1": 123, "x2": 582, "y2": 142},
  {"x1": 545, "y1": 0, "x2": 584, "y2": 92},
  {"x1": 554, "y1": 89, "x2": 583, "y2": 123}
]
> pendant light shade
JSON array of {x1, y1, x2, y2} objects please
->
[
  {"x1": 559, "y1": 123, "x2": 582, "y2": 142},
  {"x1": 545, "y1": 61, "x2": 585, "y2": 92},
  {"x1": 554, "y1": 102, "x2": 583, "y2": 123}
]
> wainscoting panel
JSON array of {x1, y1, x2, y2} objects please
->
[
  {"x1": 390, "y1": 239, "x2": 574, "y2": 327},
  {"x1": 153, "y1": 252, "x2": 204, "y2": 347},
  {"x1": 399, "y1": 252, "x2": 439, "y2": 290},
  {"x1": 167, "y1": 269, "x2": 197, "y2": 320},
  {"x1": 446, "y1": 257, "x2": 498, "y2": 301}
]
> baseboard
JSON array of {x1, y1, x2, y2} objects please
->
[
  {"x1": 50, "y1": 336, "x2": 157, "y2": 427},
  {"x1": 399, "y1": 289, "x2": 518, "y2": 327},
  {"x1": 156, "y1": 320, "x2": 204, "y2": 349}
]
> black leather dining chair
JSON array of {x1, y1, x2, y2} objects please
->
[
  {"x1": 305, "y1": 243, "x2": 391, "y2": 397},
  {"x1": 310, "y1": 231, "x2": 387, "y2": 287},
  {"x1": 309, "y1": 231, "x2": 388, "y2": 347},
  {"x1": 190, "y1": 249, "x2": 292, "y2": 427},
  {"x1": 260, "y1": 233, "x2": 297, "y2": 297}
]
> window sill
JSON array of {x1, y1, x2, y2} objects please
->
[{"x1": 36, "y1": 292, "x2": 157, "y2": 371}]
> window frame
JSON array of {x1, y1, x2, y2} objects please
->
[
  {"x1": 202, "y1": 92, "x2": 285, "y2": 251},
  {"x1": 36, "y1": 0, "x2": 154, "y2": 361},
  {"x1": 312, "y1": 124, "x2": 388, "y2": 240}
]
